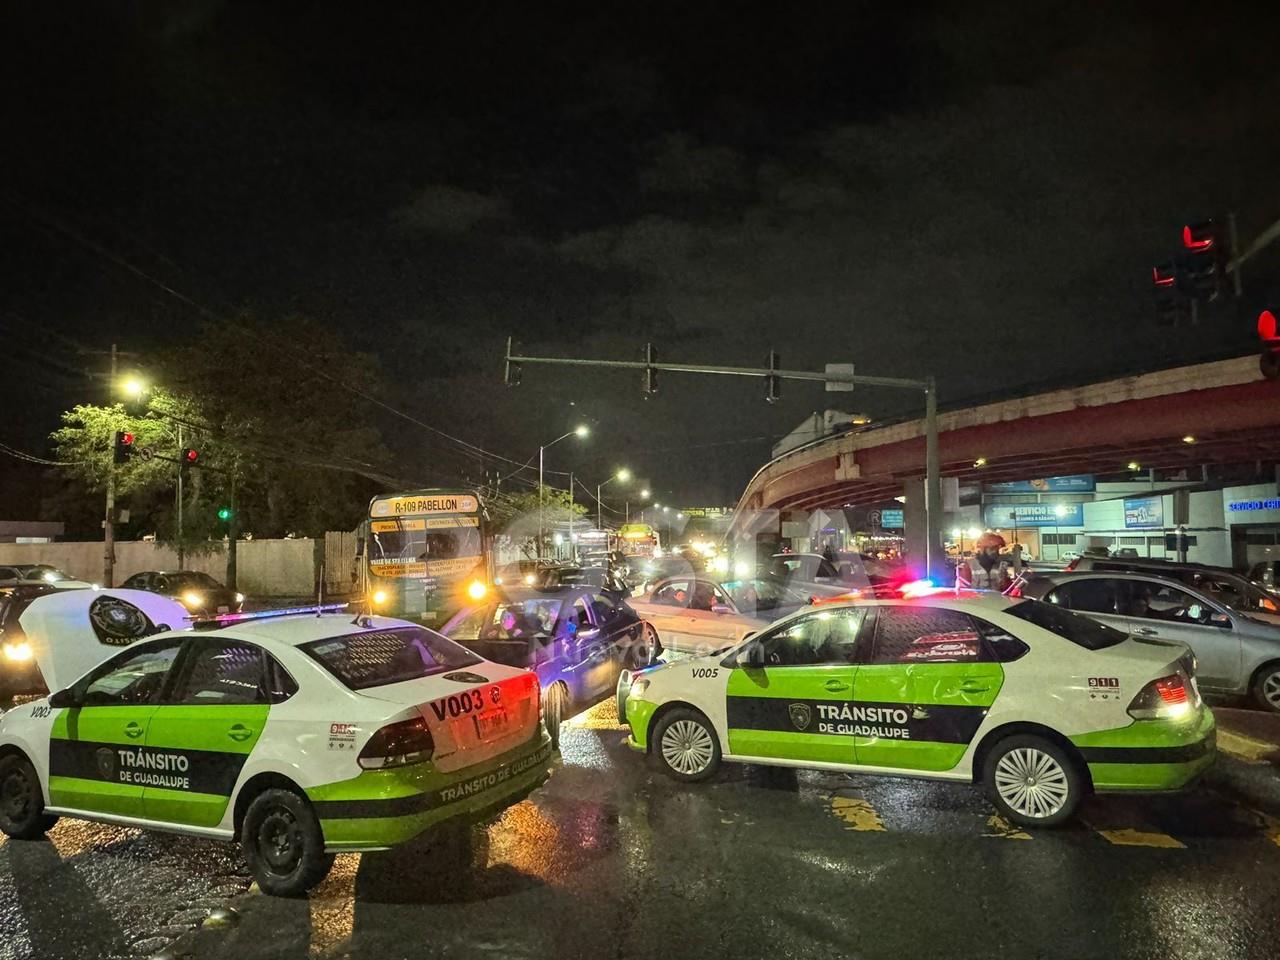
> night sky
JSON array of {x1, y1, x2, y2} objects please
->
[{"x1": 3, "y1": 1, "x2": 1277, "y2": 516}]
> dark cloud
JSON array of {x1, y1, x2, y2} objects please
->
[{"x1": 392, "y1": 186, "x2": 510, "y2": 234}]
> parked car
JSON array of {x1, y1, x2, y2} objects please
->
[
  {"x1": 120, "y1": 570, "x2": 244, "y2": 615},
  {"x1": 1019, "y1": 571, "x2": 1280, "y2": 711},
  {"x1": 440, "y1": 585, "x2": 649, "y2": 747},
  {"x1": 1063, "y1": 556, "x2": 1280, "y2": 621},
  {"x1": 0, "y1": 565, "x2": 92, "y2": 589}
]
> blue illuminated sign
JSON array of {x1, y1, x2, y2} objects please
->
[
  {"x1": 1229, "y1": 499, "x2": 1280, "y2": 512},
  {"x1": 1124, "y1": 496, "x2": 1164, "y2": 529},
  {"x1": 879, "y1": 509, "x2": 904, "y2": 529}
]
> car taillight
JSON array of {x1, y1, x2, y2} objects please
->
[
  {"x1": 1065, "y1": 558, "x2": 1080, "y2": 571},
  {"x1": 1127, "y1": 673, "x2": 1199, "y2": 721},
  {"x1": 358, "y1": 717, "x2": 435, "y2": 769}
]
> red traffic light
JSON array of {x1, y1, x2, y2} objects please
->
[
  {"x1": 181, "y1": 448, "x2": 200, "y2": 464},
  {"x1": 1151, "y1": 264, "x2": 1176, "y2": 288},
  {"x1": 1183, "y1": 222, "x2": 1217, "y2": 252},
  {"x1": 121, "y1": 432, "x2": 135, "y2": 446}
]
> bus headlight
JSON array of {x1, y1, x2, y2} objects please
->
[
  {"x1": 467, "y1": 580, "x2": 488, "y2": 601},
  {"x1": 3, "y1": 641, "x2": 32, "y2": 662},
  {"x1": 372, "y1": 590, "x2": 388, "y2": 606}
]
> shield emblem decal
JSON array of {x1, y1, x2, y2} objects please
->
[
  {"x1": 95, "y1": 747, "x2": 116, "y2": 780},
  {"x1": 788, "y1": 702, "x2": 812, "y2": 731}
]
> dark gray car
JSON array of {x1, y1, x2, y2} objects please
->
[{"x1": 1020, "y1": 570, "x2": 1280, "y2": 711}]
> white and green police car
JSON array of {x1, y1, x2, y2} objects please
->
[
  {"x1": 620, "y1": 591, "x2": 1215, "y2": 826},
  {"x1": 0, "y1": 589, "x2": 552, "y2": 895}
]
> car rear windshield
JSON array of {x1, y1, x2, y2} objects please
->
[
  {"x1": 1005, "y1": 599, "x2": 1128, "y2": 650},
  {"x1": 300, "y1": 626, "x2": 482, "y2": 690}
]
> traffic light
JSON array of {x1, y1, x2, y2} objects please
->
[
  {"x1": 503, "y1": 336, "x2": 522, "y2": 386},
  {"x1": 1181, "y1": 220, "x2": 1230, "y2": 301},
  {"x1": 180, "y1": 448, "x2": 200, "y2": 468},
  {"x1": 113, "y1": 431, "x2": 135, "y2": 464},
  {"x1": 1260, "y1": 309, "x2": 1280, "y2": 381},
  {"x1": 1152, "y1": 262, "x2": 1188, "y2": 326},
  {"x1": 765, "y1": 351, "x2": 781, "y2": 403},
  {"x1": 643, "y1": 343, "x2": 657, "y2": 397},
  {"x1": 217, "y1": 507, "x2": 232, "y2": 521}
]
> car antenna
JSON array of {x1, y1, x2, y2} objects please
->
[{"x1": 315, "y1": 563, "x2": 324, "y2": 616}]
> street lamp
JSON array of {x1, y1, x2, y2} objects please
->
[
  {"x1": 539, "y1": 425, "x2": 589, "y2": 556},
  {"x1": 1053, "y1": 503, "x2": 1068, "y2": 561},
  {"x1": 597, "y1": 468, "x2": 631, "y2": 529},
  {"x1": 122, "y1": 377, "x2": 146, "y2": 398}
]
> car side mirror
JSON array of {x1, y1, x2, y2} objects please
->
[
  {"x1": 48, "y1": 688, "x2": 81, "y2": 709},
  {"x1": 711, "y1": 603, "x2": 732, "y2": 615}
]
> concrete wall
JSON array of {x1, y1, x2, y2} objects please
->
[{"x1": 0, "y1": 534, "x2": 359, "y2": 597}]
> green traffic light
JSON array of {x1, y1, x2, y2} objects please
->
[{"x1": 217, "y1": 507, "x2": 232, "y2": 521}]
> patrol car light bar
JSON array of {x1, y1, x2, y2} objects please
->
[{"x1": 190, "y1": 603, "x2": 352, "y2": 629}]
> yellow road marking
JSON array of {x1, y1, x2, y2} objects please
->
[
  {"x1": 829, "y1": 795, "x2": 885, "y2": 832},
  {"x1": 983, "y1": 815, "x2": 1031, "y2": 840},
  {"x1": 1093, "y1": 827, "x2": 1185, "y2": 849},
  {"x1": 1216, "y1": 729, "x2": 1275, "y2": 765}
]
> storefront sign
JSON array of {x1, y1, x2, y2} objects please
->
[
  {"x1": 986, "y1": 475, "x2": 1095, "y2": 494},
  {"x1": 1124, "y1": 496, "x2": 1165, "y2": 529},
  {"x1": 878, "y1": 508, "x2": 904, "y2": 529},
  {"x1": 1228, "y1": 499, "x2": 1280, "y2": 512},
  {"x1": 983, "y1": 503, "x2": 1084, "y2": 528}
]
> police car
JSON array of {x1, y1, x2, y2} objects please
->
[
  {"x1": 0, "y1": 590, "x2": 552, "y2": 895},
  {"x1": 619, "y1": 590, "x2": 1215, "y2": 826}
]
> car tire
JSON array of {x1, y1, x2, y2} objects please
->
[
  {"x1": 652, "y1": 708, "x2": 721, "y2": 783},
  {"x1": 241, "y1": 788, "x2": 334, "y2": 897},
  {"x1": 0, "y1": 753, "x2": 57, "y2": 840},
  {"x1": 982, "y1": 734, "x2": 1083, "y2": 828},
  {"x1": 543, "y1": 682, "x2": 567, "y2": 751},
  {"x1": 637, "y1": 624, "x2": 662, "y2": 666},
  {"x1": 1250, "y1": 662, "x2": 1280, "y2": 713}
]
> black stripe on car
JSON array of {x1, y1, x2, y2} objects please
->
[{"x1": 726, "y1": 696, "x2": 988, "y2": 744}]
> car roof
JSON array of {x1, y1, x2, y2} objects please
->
[
  {"x1": 795, "y1": 590, "x2": 1017, "y2": 614},
  {"x1": 211, "y1": 612, "x2": 417, "y2": 648}
]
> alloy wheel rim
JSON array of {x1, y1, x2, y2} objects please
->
[
  {"x1": 258, "y1": 809, "x2": 302, "y2": 873},
  {"x1": 993, "y1": 747, "x2": 1069, "y2": 819},
  {"x1": 1264, "y1": 672, "x2": 1280, "y2": 707},
  {"x1": 661, "y1": 720, "x2": 714, "y2": 775}
]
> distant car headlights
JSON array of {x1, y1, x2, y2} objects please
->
[
  {"x1": 2, "y1": 641, "x2": 32, "y2": 662},
  {"x1": 235, "y1": 592, "x2": 245, "y2": 604},
  {"x1": 182, "y1": 591, "x2": 204, "y2": 608}
]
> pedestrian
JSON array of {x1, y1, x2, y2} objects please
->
[{"x1": 955, "y1": 532, "x2": 1017, "y2": 591}]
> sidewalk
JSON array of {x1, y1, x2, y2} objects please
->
[{"x1": 1214, "y1": 706, "x2": 1280, "y2": 765}]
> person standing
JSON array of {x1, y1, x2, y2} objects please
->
[{"x1": 955, "y1": 532, "x2": 1021, "y2": 591}]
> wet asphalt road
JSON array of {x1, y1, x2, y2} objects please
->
[{"x1": 5, "y1": 700, "x2": 1280, "y2": 960}]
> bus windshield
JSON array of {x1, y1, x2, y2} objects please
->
[{"x1": 369, "y1": 519, "x2": 481, "y2": 564}]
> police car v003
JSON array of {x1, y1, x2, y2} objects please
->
[
  {"x1": 0, "y1": 590, "x2": 552, "y2": 895},
  {"x1": 619, "y1": 591, "x2": 1215, "y2": 827}
]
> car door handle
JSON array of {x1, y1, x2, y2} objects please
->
[
  {"x1": 1133, "y1": 627, "x2": 1159, "y2": 637},
  {"x1": 124, "y1": 721, "x2": 144, "y2": 739},
  {"x1": 958, "y1": 681, "x2": 991, "y2": 693},
  {"x1": 228, "y1": 724, "x2": 254, "y2": 742},
  {"x1": 824, "y1": 679, "x2": 851, "y2": 692}
]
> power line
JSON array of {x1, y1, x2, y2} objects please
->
[{"x1": 0, "y1": 438, "x2": 88, "y2": 467}]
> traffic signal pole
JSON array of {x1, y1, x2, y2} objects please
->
[
  {"x1": 104, "y1": 343, "x2": 118, "y2": 587},
  {"x1": 504, "y1": 342, "x2": 946, "y2": 580}
]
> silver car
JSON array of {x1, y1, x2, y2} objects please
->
[{"x1": 1020, "y1": 571, "x2": 1280, "y2": 712}]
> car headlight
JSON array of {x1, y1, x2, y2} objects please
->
[
  {"x1": 3, "y1": 641, "x2": 32, "y2": 662},
  {"x1": 234, "y1": 592, "x2": 245, "y2": 604},
  {"x1": 372, "y1": 590, "x2": 388, "y2": 606},
  {"x1": 182, "y1": 591, "x2": 203, "y2": 607},
  {"x1": 629, "y1": 677, "x2": 650, "y2": 698},
  {"x1": 467, "y1": 580, "x2": 488, "y2": 601}
]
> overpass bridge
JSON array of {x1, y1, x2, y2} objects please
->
[{"x1": 728, "y1": 355, "x2": 1280, "y2": 554}]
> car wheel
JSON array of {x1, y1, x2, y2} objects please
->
[
  {"x1": 983, "y1": 734, "x2": 1083, "y2": 828},
  {"x1": 0, "y1": 754, "x2": 57, "y2": 839},
  {"x1": 653, "y1": 708, "x2": 721, "y2": 783},
  {"x1": 636, "y1": 623, "x2": 662, "y2": 666},
  {"x1": 543, "y1": 682, "x2": 567, "y2": 750},
  {"x1": 241, "y1": 788, "x2": 334, "y2": 897},
  {"x1": 1251, "y1": 662, "x2": 1280, "y2": 713}
]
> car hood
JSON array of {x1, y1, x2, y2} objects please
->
[{"x1": 17, "y1": 588, "x2": 191, "y2": 691}]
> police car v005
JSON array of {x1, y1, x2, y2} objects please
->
[
  {"x1": 619, "y1": 591, "x2": 1215, "y2": 827},
  {"x1": 0, "y1": 590, "x2": 552, "y2": 895}
]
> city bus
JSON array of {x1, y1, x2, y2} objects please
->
[
  {"x1": 618, "y1": 522, "x2": 661, "y2": 559},
  {"x1": 361, "y1": 488, "x2": 490, "y2": 623}
]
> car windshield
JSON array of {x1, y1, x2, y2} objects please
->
[
  {"x1": 1185, "y1": 573, "x2": 1279, "y2": 615},
  {"x1": 1005, "y1": 599, "x2": 1127, "y2": 650},
  {"x1": 301, "y1": 626, "x2": 481, "y2": 690},
  {"x1": 488, "y1": 599, "x2": 565, "y2": 638},
  {"x1": 21, "y1": 565, "x2": 71, "y2": 582},
  {"x1": 166, "y1": 572, "x2": 221, "y2": 588}
]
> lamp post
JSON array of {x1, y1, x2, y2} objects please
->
[
  {"x1": 539, "y1": 425, "x2": 588, "y2": 556},
  {"x1": 596, "y1": 468, "x2": 631, "y2": 529}
]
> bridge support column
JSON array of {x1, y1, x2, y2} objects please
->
[{"x1": 904, "y1": 476, "x2": 954, "y2": 583}]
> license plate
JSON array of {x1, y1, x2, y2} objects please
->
[
  {"x1": 473, "y1": 711, "x2": 509, "y2": 740},
  {"x1": 217, "y1": 605, "x2": 230, "y2": 613}
]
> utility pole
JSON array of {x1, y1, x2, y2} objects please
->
[
  {"x1": 568, "y1": 472, "x2": 575, "y2": 562},
  {"x1": 226, "y1": 478, "x2": 238, "y2": 590},
  {"x1": 103, "y1": 344, "x2": 118, "y2": 587}
]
